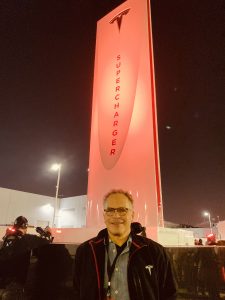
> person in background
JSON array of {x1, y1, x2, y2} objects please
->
[
  {"x1": 73, "y1": 189, "x2": 177, "y2": 300},
  {"x1": 131, "y1": 221, "x2": 147, "y2": 237},
  {"x1": 194, "y1": 239, "x2": 199, "y2": 245},
  {"x1": 206, "y1": 234, "x2": 217, "y2": 246},
  {"x1": 198, "y1": 239, "x2": 203, "y2": 246},
  {"x1": 0, "y1": 216, "x2": 52, "y2": 300}
]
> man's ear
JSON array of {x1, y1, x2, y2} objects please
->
[
  {"x1": 131, "y1": 210, "x2": 134, "y2": 220},
  {"x1": 103, "y1": 211, "x2": 107, "y2": 222}
]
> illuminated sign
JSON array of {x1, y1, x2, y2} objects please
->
[
  {"x1": 97, "y1": 4, "x2": 143, "y2": 170},
  {"x1": 87, "y1": 0, "x2": 163, "y2": 232}
]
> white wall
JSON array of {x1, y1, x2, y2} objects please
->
[
  {"x1": 0, "y1": 187, "x2": 87, "y2": 228},
  {"x1": 0, "y1": 187, "x2": 55, "y2": 227},
  {"x1": 59, "y1": 195, "x2": 87, "y2": 228},
  {"x1": 217, "y1": 221, "x2": 225, "y2": 240},
  {"x1": 184, "y1": 226, "x2": 218, "y2": 239},
  {"x1": 158, "y1": 227, "x2": 195, "y2": 246}
]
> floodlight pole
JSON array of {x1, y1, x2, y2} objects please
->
[
  {"x1": 52, "y1": 164, "x2": 61, "y2": 227},
  {"x1": 204, "y1": 211, "x2": 212, "y2": 234},
  {"x1": 208, "y1": 212, "x2": 213, "y2": 234}
]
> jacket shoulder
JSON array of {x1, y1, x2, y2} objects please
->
[
  {"x1": 77, "y1": 235, "x2": 103, "y2": 250},
  {"x1": 76, "y1": 228, "x2": 107, "y2": 250},
  {"x1": 132, "y1": 235, "x2": 168, "y2": 257}
]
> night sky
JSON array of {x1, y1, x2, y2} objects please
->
[{"x1": 0, "y1": 0, "x2": 224, "y2": 225}]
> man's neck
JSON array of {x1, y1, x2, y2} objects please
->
[{"x1": 108, "y1": 232, "x2": 130, "y2": 246}]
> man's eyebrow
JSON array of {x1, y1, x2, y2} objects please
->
[{"x1": 105, "y1": 207, "x2": 129, "y2": 209}]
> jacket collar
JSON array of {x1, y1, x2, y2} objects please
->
[{"x1": 93, "y1": 228, "x2": 148, "y2": 250}]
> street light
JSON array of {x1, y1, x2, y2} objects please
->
[
  {"x1": 204, "y1": 211, "x2": 212, "y2": 234},
  {"x1": 51, "y1": 163, "x2": 61, "y2": 227}
]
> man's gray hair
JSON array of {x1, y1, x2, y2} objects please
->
[{"x1": 103, "y1": 189, "x2": 134, "y2": 209}]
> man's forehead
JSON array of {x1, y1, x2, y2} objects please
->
[{"x1": 105, "y1": 193, "x2": 132, "y2": 206}]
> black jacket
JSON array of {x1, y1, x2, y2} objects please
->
[
  {"x1": 73, "y1": 228, "x2": 177, "y2": 300},
  {"x1": 0, "y1": 233, "x2": 51, "y2": 286}
]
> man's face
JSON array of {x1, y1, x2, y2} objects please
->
[{"x1": 103, "y1": 193, "x2": 134, "y2": 239}]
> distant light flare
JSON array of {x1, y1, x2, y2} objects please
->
[{"x1": 51, "y1": 163, "x2": 61, "y2": 171}]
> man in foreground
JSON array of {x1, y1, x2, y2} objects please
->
[{"x1": 73, "y1": 189, "x2": 177, "y2": 300}]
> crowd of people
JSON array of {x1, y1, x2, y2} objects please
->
[{"x1": 194, "y1": 234, "x2": 217, "y2": 246}]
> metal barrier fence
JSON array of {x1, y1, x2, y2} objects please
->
[{"x1": 1, "y1": 244, "x2": 225, "y2": 299}]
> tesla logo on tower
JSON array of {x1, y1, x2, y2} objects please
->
[
  {"x1": 109, "y1": 8, "x2": 130, "y2": 31},
  {"x1": 98, "y1": 5, "x2": 141, "y2": 170}
]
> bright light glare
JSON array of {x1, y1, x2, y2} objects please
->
[
  {"x1": 51, "y1": 163, "x2": 61, "y2": 171},
  {"x1": 42, "y1": 204, "x2": 53, "y2": 213},
  {"x1": 204, "y1": 212, "x2": 209, "y2": 216}
]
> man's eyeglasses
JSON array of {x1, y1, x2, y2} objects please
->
[{"x1": 104, "y1": 207, "x2": 129, "y2": 216}]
